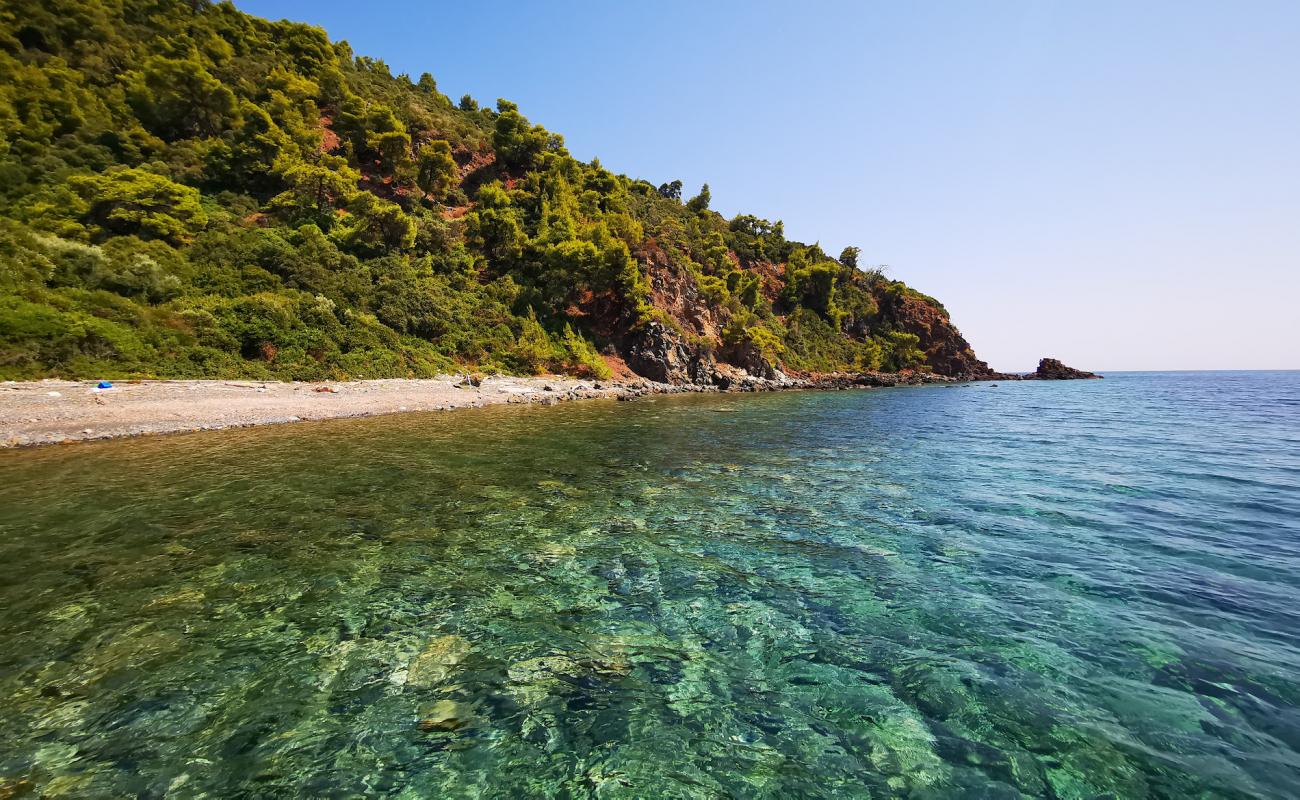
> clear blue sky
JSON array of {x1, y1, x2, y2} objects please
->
[{"x1": 236, "y1": 0, "x2": 1299, "y2": 371}]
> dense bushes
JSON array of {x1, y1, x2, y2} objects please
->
[
  {"x1": 0, "y1": 0, "x2": 946, "y2": 382},
  {"x1": 69, "y1": 168, "x2": 208, "y2": 244}
]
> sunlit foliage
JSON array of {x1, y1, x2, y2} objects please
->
[{"x1": 0, "y1": 0, "x2": 945, "y2": 380}]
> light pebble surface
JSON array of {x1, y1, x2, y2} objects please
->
[{"x1": 0, "y1": 376, "x2": 687, "y2": 448}]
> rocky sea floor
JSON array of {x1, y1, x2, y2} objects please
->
[{"x1": 0, "y1": 372, "x2": 1297, "y2": 798}]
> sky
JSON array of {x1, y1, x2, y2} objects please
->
[{"x1": 235, "y1": 0, "x2": 1299, "y2": 371}]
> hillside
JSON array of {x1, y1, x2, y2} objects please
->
[{"x1": 0, "y1": 0, "x2": 994, "y2": 383}]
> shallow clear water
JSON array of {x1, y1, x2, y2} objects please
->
[{"x1": 1, "y1": 372, "x2": 1298, "y2": 798}]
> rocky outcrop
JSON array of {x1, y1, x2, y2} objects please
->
[
  {"x1": 642, "y1": 256, "x2": 725, "y2": 343},
  {"x1": 878, "y1": 293, "x2": 995, "y2": 379},
  {"x1": 620, "y1": 321, "x2": 717, "y2": 385},
  {"x1": 1025, "y1": 358, "x2": 1101, "y2": 380},
  {"x1": 718, "y1": 340, "x2": 780, "y2": 381},
  {"x1": 620, "y1": 320, "x2": 792, "y2": 388},
  {"x1": 618, "y1": 257, "x2": 792, "y2": 386},
  {"x1": 615, "y1": 294, "x2": 1109, "y2": 387},
  {"x1": 608, "y1": 251, "x2": 1040, "y2": 387}
]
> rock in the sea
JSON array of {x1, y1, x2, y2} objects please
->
[
  {"x1": 1028, "y1": 358, "x2": 1101, "y2": 380},
  {"x1": 417, "y1": 699, "x2": 470, "y2": 732},
  {"x1": 406, "y1": 634, "x2": 472, "y2": 687},
  {"x1": 507, "y1": 655, "x2": 581, "y2": 707}
]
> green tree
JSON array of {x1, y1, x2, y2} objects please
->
[
  {"x1": 561, "y1": 324, "x2": 612, "y2": 379},
  {"x1": 416, "y1": 140, "x2": 457, "y2": 201},
  {"x1": 783, "y1": 260, "x2": 844, "y2": 326},
  {"x1": 337, "y1": 191, "x2": 415, "y2": 255},
  {"x1": 465, "y1": 182, "x2": 526, "y2": 264},
  {"x1": 657, "y1": 180, "x2": 683, "y2": 201},
  {"x1": 839, "y1": 245, "x2": 860, "y2": 269},
  {"x1": 879, "y1": 331, "x2": 926, "y2": 371},
  {"x1": 726, "y1": 270, "x2": 762, "y2": 309},
  {"x1": 127, "y1": 54, "x2": 238, "y2": 140},
  {"x1": 369, "y1": 130, "x2": 414, "y2": 183},
  {"x1": 685, "y1": 183, "x2": 711, "y2": 213},
  {"x1": 69, "y1": 168, "x2": 208, "y2": 244},
  {"x1": 510, "y1": 307, "x2": 558, "y2": 374},
  {"x1": 493, "y1": 99, "x2": 559, "y2": 170},
  {"x1": 210, "y1": 101, "x2": 290, "y2": 195},
  {"x1": 271, "y1": 154, "x2": 359, "y2": 226}
]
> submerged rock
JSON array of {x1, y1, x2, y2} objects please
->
[
  {"x1": 507, "y1": 655, "x2": 581, "y2": 706},
  {"x1": 417, "y1": 698, "x2": 470, "y2": 731},
  {"x1": 406, "y1": 634, "x2": 472, "y2": 687}
]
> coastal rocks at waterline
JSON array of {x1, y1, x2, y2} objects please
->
[
  {"x1": 620, "y1": 320, "x2": 719, "y2": 385},
  {"x1": 619, "y1": 318, "x2": 852, "y2": 388},
  {"x1": 0, "y1": 360, "x2": 1083, "y2": 450},
  {"x1": 1025, "y1": 358, "x2": 1102, "y2": 380},
  {"x1": 978, "y1": 357, "x2": 1102, "y2": 381}
]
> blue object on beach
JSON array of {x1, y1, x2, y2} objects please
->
[{"x1": 97, "y1": 381, "x2": 113, "y2": 389}]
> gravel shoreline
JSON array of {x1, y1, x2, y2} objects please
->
[
  {"x1": 0, "y1": 372, "x2": 969, "y2": 449},
  {"x1": 0, "y1": 376, "x2": 656, "y2": 448}
]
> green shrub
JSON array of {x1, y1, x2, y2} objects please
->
[
  {"x1": 697, "y1": 273, "x2": 729, "y2": 305},
  {"x1": 561, "y1": 324, "x2": 611, "y2": 379},
  {"x1": 0, "y1": 0, "x2": 946, "y2": 383},
  {"x1": 509, "y1": 309, "x2": 559, "y2": 374},
  {"x1": 879, "y1": 330, "x2": 926, "y2": 372},
  {"x1": 69, "y1": 168, "x2": 208, "y2": 244}
]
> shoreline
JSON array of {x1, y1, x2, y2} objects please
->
[{"x1": 0, "y1": 372, "x2": 968, "y2": 449}]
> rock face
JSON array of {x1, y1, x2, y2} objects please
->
[
  {"x1": 621, "y1": 321, "x2": 717, "y2": 385},
  {"x1": 608, "y1": 254, "x2": 1004, "y2": 385},
  {"x1": 620, "y1": 321, "x2": 789, "y2": 387},
  {"x1": 1027, "y1": 358, "x2": 1101, "y2": 380},
  {"x1": 880, "y1": 293, "x2": 995, "y2": 379},
  {"x1": 616, "y1": 259, "x2": 792, "y2": 386},
  {"x1": 718, "y1": 340, "x2": 780, "y2": 381}
]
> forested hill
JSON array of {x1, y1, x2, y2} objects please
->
[{"x1": 0, "y1": 0, "x2": 994, "y2": 383}]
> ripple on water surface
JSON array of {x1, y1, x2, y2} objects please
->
[{"x1": 0, "y1": 372, "x2": 1298, "y2": 798}]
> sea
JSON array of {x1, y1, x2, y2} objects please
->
[{"x1": 0, "y1": 371, "x2": 1296, "y2": 798}]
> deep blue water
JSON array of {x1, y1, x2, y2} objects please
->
[{"x1": 0, "y1": 371, "x2": 1297, "y2": 797}]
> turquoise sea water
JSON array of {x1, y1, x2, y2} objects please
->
[{"x1": 0, "y1": 372, "x2": 1298, "y2": 798}]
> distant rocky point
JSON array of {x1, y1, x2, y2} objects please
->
[{"x1": 1024, "y1": 358, "x2": 1102, "y2": 380}]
